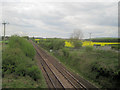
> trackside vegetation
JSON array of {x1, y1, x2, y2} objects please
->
[
  {"x1": 2, "y1": 35, "x2": 46, "y2": 88},
  {"x1": 37, "y1": 38, "x2": 120, "y2": 88},
  {"x1": 39, "y1": 38, "x2": 65, "y2": 51}
]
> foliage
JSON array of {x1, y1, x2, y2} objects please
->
[
  {"x1": 2, "y1": 74, "x2": 46, "y2": 88},
  {"x1": 85, "y1": 46, "x2": 94, "y2": 52},
  {"x1": 2, "y1": 35, "x2": 46, "y2": 88},
  {"x1": 39, "y1": 38, "x2": 64, "y2": 50},
  {"x1": 37, "y1": 37, "x2": 120, "y2": 88},
  {"x1": 111, "y1": 45, "x2": 120, "y2": 50},
  {"x1": 22, "y1": 36, "x2": 29, "y2": 40},
  {"x1": 62, "y1": 48, "x2": 70, "y2": 57},
  {"x1": 27, "y1": 66, "x2": 41, "y2": 80},
  {"x1": 8, "y1": 35, "x2": 35, "y2": 59},
  {"x1": 2, "y1": 48, "x2": 24, "y2": 74},
  {"x1": 73, "y1": 40, "x2": 82, "y2": 48},
  {"x1": 51, "y1": 47, "x2": 120, "y2": 88}
]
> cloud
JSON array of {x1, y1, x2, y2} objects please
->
[{"x1": 0, "y1": 1, "x2": 118, "y2": 38}]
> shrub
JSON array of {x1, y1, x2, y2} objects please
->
[
  {"x1": 95, "y1": 49, "x2": 118, "y2": 58},
  {"x1": 111, "y1": 45, "x2": 120, "y2": 50},
  {"x1": 62, "y1": 48, "x2": 70, "y2": 57},
  {"x1": 8, "y1": 35, "x2": 35, "y2": 59},
  {"x1": 15, "y1": 63, "x2": 27, "y2": 76},
  {"x1": 2, "y1": 48, "x2": 24, "y2": 73},
  {"x1": 27, "y1": 66, "x2": 41, "y2": 81},
  {"x1": 15, "y1": 63, "x2": 41, "y2": 81},
  {"x1": 2, "y1": 35, "x2": 42, "y2": 81},
  {"x1": 85, "y1": 46, "x2": 93, "y2": 52},
  {"x1": 73, "y1": 40, "x2": 82, "y2": 48},
  {"x1": 39, "y1": 38, "x2": 64, "y2": 50}
]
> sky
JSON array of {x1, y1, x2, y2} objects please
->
[{"x1": 0, "y1": 0, "x2": 119, "y2": 39}]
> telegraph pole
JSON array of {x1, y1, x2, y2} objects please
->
[
  {"x1": 2, "y1": 22, "x2": 9, "y2": 42},
  {"x1": 89, "y1": 33, "x2": 92, "y2": 45},
  {"x1": 89, "y1": 33, "x2": 92, "y2": 41}
]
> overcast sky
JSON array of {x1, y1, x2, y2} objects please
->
[{"x1": 0, "y1": 0, "x2": 118, "y2": 39}]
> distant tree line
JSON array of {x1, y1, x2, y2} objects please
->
[{"x1": 86, "y1": 38, "x2": 120, "y2": 42}]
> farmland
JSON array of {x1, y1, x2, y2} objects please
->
[
  {"x1": 35, "y1": 38, "x2": 120, "y2": 50},
  {"x1": 36, "y1": 38, "x2": 120, "y2": 88}
]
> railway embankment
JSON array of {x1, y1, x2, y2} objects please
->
[
  {"x1": 37, "y1": 38, "x2": 120, "y2": 88},
  {"x1": 2, "y1": 35, "x2": 46, "y2": 88}
]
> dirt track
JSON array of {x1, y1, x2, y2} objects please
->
[{"x1": 31, "y1": 40, "x2": 97, "y2": 89}]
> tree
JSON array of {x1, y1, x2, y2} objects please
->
[
  {"x1": 70, "y1": 29, "x2": 83, "y2": 48},
  {"x1": 71, "y1": 29, "x2": 83, "y2": 40}
]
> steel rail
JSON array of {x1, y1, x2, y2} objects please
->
[
  {"x1": 36, "y1": 52, "x2": 56, "y2": 88},
  {"x1": 35, "y1": 44, "x2": 86, "y2": 89},
  {"x1": 35, "y1": 45, "x2": 65, "y2": 89},
  {"x1": 32, "y1": 41, "x2": 96, "y2": 89}
]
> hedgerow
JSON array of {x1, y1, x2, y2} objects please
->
[
  {"x1": 2, "y1": 35, "x2": 41, "y2": 81},
  {"x1": 39, "y1": 38, "x2": 64, "y2": 50}
]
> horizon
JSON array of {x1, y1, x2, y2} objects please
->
[{"x1": 1, "y1": 35, "x2": 120, "y2": 39}]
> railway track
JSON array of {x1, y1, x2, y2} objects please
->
[{"x1": 31, "y1": 40, "x2": 97, "y2": 89}]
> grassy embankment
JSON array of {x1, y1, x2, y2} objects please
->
[
  {"x1": 37, "y1": 38, "x2": 120, "y2": 88},
  {"x1": 2, "y1": 36, "x2": 46, "y2": 88}
]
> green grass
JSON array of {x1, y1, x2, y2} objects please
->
[
  {"x1": 2, "y1": 74, "x2": 46, "y2": 88},
  {"x1": 2, "y1": 35, "x2": 46, "y2": 88},
  {"x1": 53, "y1": 48, "x2": 120, "y2": 88}
]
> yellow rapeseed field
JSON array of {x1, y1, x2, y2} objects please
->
[
  {"x1": 35, "y1": 39, "x2": 120, "y2": 47},
  {"x1": 65, "y1": 41, "x2": 74, "y2": 47},
  {"x1": 82, "y1": 41, "x2": 120, "y2": 46},
  {"x1": 34, "y1": 39, "x2": 46, "y2": 41}
]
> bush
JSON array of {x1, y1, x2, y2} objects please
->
[
  {"x1": 27, "y1": 66, "x2": 41, "y2": 80},
  {"x1": 2, "y1": 48, "x2": 24, "y2": 73},
  {"x1": 15, "y1": 64, "x2": 41, "y2": 81},
  {"x1": 111, "y1": 45, "x2": 120, "y2": 50},
  {"x1": 2, "y1": 35, "x2": 42, "y2": 81},
  {"x1": 62, "y1": 48, "x2": 70, "y2": 57},
  {"x1": 15, "y1": 63, "x2": 27, "y2": 76},
  {"x1": 39, "y1": 38, "x2": 64, "y2": 50},
  {"x1": 73, "y1": 40, "x2": 82, "y2": 48},
  {"x1": 52, "y1": 39, "x2": 65, "y2": 50},
  {"x1": 85, "y1": 46, "x2": 93, "y2": 52},
  {"x1": 8, "y1": 35, "x2": 35, "y2": 59}
]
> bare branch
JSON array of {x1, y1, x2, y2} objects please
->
[{"x1": 71, "y1": 29, "x2": 83, "y2": 40}]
